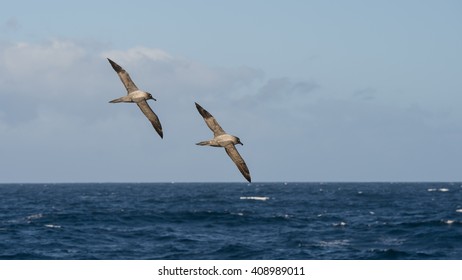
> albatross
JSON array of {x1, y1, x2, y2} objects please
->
[
  {"x1": 107, "y1": 58, "x2": 163, "y2": 138},
  {"x1": 195, "y1": 102, "x2": 251, "y2": 182}
]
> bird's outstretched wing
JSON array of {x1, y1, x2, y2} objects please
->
[
  {"x1": 107, "y1": 58, "x2": 139, "y2": 94},
  {"x1": 137, "y1": 100, "x2": 163, "y2": 138},
  {"x1": 224, "y1": 143, "x2": 251, "y2": 182},
  {"x1": 195, "y1": 102, "x2": 226, "y2": 137}
]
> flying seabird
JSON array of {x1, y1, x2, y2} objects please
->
[
  {"x1": 107, "y1": 58, "x2": 163, "y2": 138},
  {"x1": 195, "y1": 102, "x2": 251, "y2": 182}
]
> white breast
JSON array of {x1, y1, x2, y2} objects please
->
[
  {"x1": 129, "y1": 90, "x2": 148, "y2": 102},
  {"x1": 215, "y1": 134, "x2": 237, "y2": 146}
]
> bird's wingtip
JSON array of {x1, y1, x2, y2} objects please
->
[
  {"x1": 156, "y1": 128, "x2": 164, "y2": 139},
  {"x1": 195, "y1": 102, "x2": 207, "y2": 115},
  {"x1": 107, "y1": 58, "x2": 122, "y2": 71},
  {"x1": 157, "y1": 127, "x2": 164, "y2": 139}
]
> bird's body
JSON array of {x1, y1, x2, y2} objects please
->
[
  {"x1": 195, "y1": 102, "x2": 251, "y2": 182},
  {"x1": 196, "y1": 134, "x2": 241, "y2": 147},
  {"x1": 107, "y1": 58, "x2": 163, "y2": 138},
  {"x1": 109, "y1": 90, "x2": 151, "y2": 103}
]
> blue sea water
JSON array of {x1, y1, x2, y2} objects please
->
[{"x1": 0, "y1": 182, "x2": 461, "y2": 260}]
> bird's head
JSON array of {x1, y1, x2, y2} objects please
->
[
  {"x1": 236, "y1": 137, "x2": 243, "y2": 145},
  {"x1": 146, "y1": 93, "x2": 157, "y2": 101}
]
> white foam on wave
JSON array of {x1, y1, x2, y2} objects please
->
[
  {"x1": 443, "y1": 220, "x2": 455, "y2": 225},
  {"x1": 456, "y1": 209, "x2": 462, "y2": 213},
  {"x1": 44, "y1": 224, "x2": 61, "y2": 229},
  {"x1": 380, "y1": 237, "x2": 406, "y2": 246},
  {"x1": 231, "y1": 212, "x2": 244, "y2": 216},
  {"x1": 240, "y1": 196, "x2": 269, "y2": 201},
  {"x1": 333, "y1": 221, "x2": 347, "y2": 227},
  {"x1": 27, "y1": 213, "x2": 43, "y2": 219},
  {"x1": 27, "y1": 213, "x2": 43, "y2": 220},
  {"x1": 428, "y1": 188, "x2": 450, "y2": 192},
  {"x1": 318, "y1": 239, "x2": 349, "y2": 248}
]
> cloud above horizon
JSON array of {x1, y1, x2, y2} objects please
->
[
  {"x1": 1, "y1": 39, "x2": 461, "y2": 182},
  {"x1": 0, "y1": 40, "x2": 269, "y2": 182}
]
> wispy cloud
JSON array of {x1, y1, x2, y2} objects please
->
[
  {"x1": 0, "y1": 40, "x2": 264, "y2": 124},
  {"x1": 102, "y1": 47, "x2": 172, "y2": 63},
  {"x1": 2, "y1": 17, "x2": 21, "y2": 31},
  {"x1": 0, "y1": 40, "x2": 268, "y2": 182},
  {"x1": 252, "y1": 77, "x2": 319, "y2": 110},
  {"x1": 1, "y1": 39, "x2": 461, "y2": 182}
]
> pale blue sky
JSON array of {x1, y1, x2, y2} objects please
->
[{"x1": 1, "y1": 0, "x2": 461, "y2": 182}]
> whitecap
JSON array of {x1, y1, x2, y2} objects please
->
[
  {"x1": 318, "y1": 239, "x2": 349, "y2": 248},
  {"x1": 456, "y1": 209, "x2": 462, "y2": 213},
  {"x1": 27, "y1": 213, "x2": 43, "y2": 220},
  {"x1": 333, "y1": 221, "x2": 347, "y2": 227},
  {"x1": 427, "y1": 188, "x2": 437, "y2": 192},
  {"x1": 240, "y1": 196, "x2": 269, "y2": 201},
  {"x1": 439, "y1": 188, "x2": 450, "y2": 192},
  {"x1": 277, "y1": 214, "x2": 291, "y2": 219},
  {"x1": 443, "y1": 220, "x2": 455, "y2": 225},
  {"x1": 44, "y1": 224, "x2": 61, "y2": 228},
  {"x1": 231, "y1": 212, "x2": 244, "y2": 216},
  {"x1": 380, "y1": 237, "x2": 406, "y2": 246}
]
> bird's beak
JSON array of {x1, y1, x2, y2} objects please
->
[
  {"x1": 239, "y1": 141, "x2": 244, "y2": 145},
  {"x1": 151, "y1": 96, "x2": 157, "y2": 101}
]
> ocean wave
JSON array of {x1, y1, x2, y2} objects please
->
[
  {"x1": 26, "y1": 213, "x2": 43, "y2": 220},
  {"x1": 44, "y1": 224, "x2": 62, "y2": 229},
  {"x1": 441, "y1": 219, "x2": 461, "y2": 225},
  {"x1": 368, "y1": 248, "x2": 413, "y2": 259},
  {"x1": 427, "y1": 188, "x2": 450, "y2": 192},
  {"x1": 239, "y1": 196, "x2": 270, "y2": 201},
  {"x1": 1, "y1": 182, "x2": 462, "y2": 260},
  {"x1": 317, "y1": 239, "x2": 350, "y2": 248}
]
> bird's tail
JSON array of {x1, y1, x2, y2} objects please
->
[
  {"x1": 196, "y1": 140, "x2": 211, "y2": 146},
  {"x1": 109, "y1": 96, "x2": 131, "y2": 103}
]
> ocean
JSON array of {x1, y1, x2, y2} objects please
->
[{"x1": 0, "y1": 182, "x2": 461, "y2": 260}]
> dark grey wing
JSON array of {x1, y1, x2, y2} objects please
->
[
  {"x1": 107, "y1": 58, "x2": 139, "y2": 94},
  {"x1": 137, "y1": 100, "x2": 163, "y2": 138},
  {"x1": 224, "y1": 143, "x2": 251, "y2": 182},
  {"x1": 195, "y1": 102, "x2": 226, "y2": 137}
]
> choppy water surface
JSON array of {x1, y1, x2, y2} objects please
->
[{"x1": 1, "y1": 182, "x2": 461, "y2": 259}]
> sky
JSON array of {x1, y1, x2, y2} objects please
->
[{"x1": 1, "y1": 0, "x2": 461, "y2": 183}]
